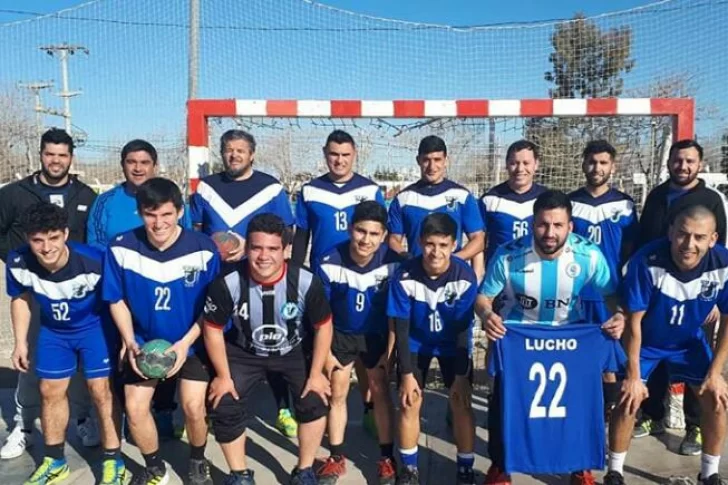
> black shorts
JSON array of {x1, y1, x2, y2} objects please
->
[
  {"x1": 121, "y1": 353, "x2": 211, "y2": 385},
  {"x1": 410, "y1": 353, "x2": 473, "y2": 389},
  {"x1": 209, "y1": 346, "x2": 328, "y2": 444},
  {"x1": 331, "y1": 330, "x2": 387, "y2": 369}
]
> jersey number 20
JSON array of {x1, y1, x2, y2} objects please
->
[{"x1": 529, "y1": 362, "x2": 567, "y2": 418}]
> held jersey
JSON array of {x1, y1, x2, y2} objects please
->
[
  {"x1": 569, "y1": 188, "x2": 638, "y2": 301},
  {"x1": 316, "y1": 242, "x2": 404, "y2": 335},
  {"x1": 190, "y1": 171, "x2": 294, "y2": 236},
  {"x1": 387, "y1": 179, "x2": 483, "y2": 256},
  {"x1": 387, "y1": 256, "x2": 477, "y2": 356},
  {"x1": 6, "y1": 242, "x2": 106, "y2": 332},
  {"x1": 102, "y1": 227, "x2": 220, "y2": 353},
  {"x1": 480, "y1": 233, "x2": 614, "y2": 325},
  {"x1": 296, "y1": 173, "x2": 385, "y2": 265},
  {"x1": 479, "y1": 182, "x2": 548, "y2": 263},
  {"x1": 490, "y1": 323, "x2": 625, "y2": 474},
  {"x1": 621, "y1": 238, "x2": 728, "y2": 349}
]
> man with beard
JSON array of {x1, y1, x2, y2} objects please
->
[
  {"x1": 476, "y1": 190, "x2": 624, "y2": 485},
  {"x1": 0, "y1": 128, "x2": 98, "y2": 459},
  {"x1": 633, "y1": 139, "x2": 728, "y2": 456},
  {"x1": 189, "y1": 129, "x2": 298, "y2": 438}
]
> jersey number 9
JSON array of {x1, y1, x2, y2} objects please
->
[{"x1": 529, "y1": 362, "x2": 567, "y2": 419}]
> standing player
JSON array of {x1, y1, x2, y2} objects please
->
[
  {"x1": 314, "y1": 201, "x2": 402, "y2": 485},
  {"x1": 8, "y1": 203, "x2": 124, "y2": 485},
  {"x1": 190, "y1": 129, "x2": 297, "y2": 438},
  {"x1": 476, "y1": 190, "x2": 623, "y2": 485},
  {"x1": 291, "y1": 130, "x2": 385, "y2": 439},
  {"x1": 388, "y1": 213, "x2": 478, "y2": 485},
  {"x1": 103, "y1": 178, "x2": 220, "y2": 485},
  {"x1": 202, "y1": 213, "x2": 332, "y2": 485},
  {"x1": 0, "y1": 128, "x2": 99, "y2": 459},
  {"x1": 606, "y1": 205, "x2": 728, "y2": 485}
]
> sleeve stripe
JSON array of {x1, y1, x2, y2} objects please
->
[
  {"x1": 313, "y1": 316, "x2": 332, "y2": 329},
  {"x1": 204, "y1": 319, "x2": 226, "y2": 329}
]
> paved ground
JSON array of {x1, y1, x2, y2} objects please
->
[{"x1": 0, "y1": 366, "x2": 724, "y2": 484}]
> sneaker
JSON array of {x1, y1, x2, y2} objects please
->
[
  {"x1": 290, "y1": 466, "x2": 318, "y2": 485},
  {"x1": 129, "y1": 465, "x2": 169, "y2": 485},
  {"x1": 188, "y1": 458, "x2": 213, "y2": 485},
  {"x1": 100, "y1": 458, "x2": 126, "y2": 485},
  {"x1": 700, "y1": 473, "x2": 728, "y2": 485},
  {"x1": 363, "y1": 410, "x2": 378, "y2": 439},
  {"x1": 457, "y1": 467, "x2": 476, "y2": 485},
  {"x1": 1, "y1": 425, "x2": 33, "y2": 459},
  {"x1": 23, "y1": 456, "x2": 70, "y2": 485},
  {"x1": 570, "y1": 470, "x2": 595, "y2": 485},
  {"x1": 316, "y1": 455, "x2": 346, "y2": 484},
  {"x1": 376, "y1": 457, "x2": 397, "y2": 485},
  {"x1": 483, "y1": 464, "x2": 511, "y2": 485},
  {"x1": 223, "y1": 470, "x2": 256, "y2": 485},
  {"x1": 632, "y1": 418, "x2": 665, "y2": 439},
  {"x1": 276, "y1": 408, "x2": 298, "y2": 438},
  {"x1": 603, "y1": 471, "x2": 626, "y2": 485},
  {"x1": 395, "y1": 465, "x2": 420, "y2": 485},
  {"x1": 679, "y1": 425, "x2": 702, "y2": 456},
  {"x1": 154, "y1": 409, "x2": 175, "y2": 441},
  {"x1": 77, "y1": 417, "x2": 101, "y2": 447}
]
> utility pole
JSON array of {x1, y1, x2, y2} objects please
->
[
  {"x1": 189, "y1": 0, "x2": 200, "y2": 99},
  {"x1": 38, "y1": 43, "x2": 88, "y2": 137},
  {"x1": 17, "y1": 81, "x2": 63, "y2": 172}
]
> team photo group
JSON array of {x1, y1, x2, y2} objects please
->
[{"x1": 2, "y1": 125, "x2": 728, "y2": 485}]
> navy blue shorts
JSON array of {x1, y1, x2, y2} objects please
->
[
  {"x1": 619, "y1": 338, "x2": 713, "y2": 386},
  {"x1": 35, "y1": 324, "x2": 118, "y2": 380}
]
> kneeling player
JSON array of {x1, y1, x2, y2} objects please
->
[
  {"x1": 607, "y1": 205, "x2": 728, "y2": 485},
  {"x1": 314, "y1": 201, "x2": 403, "y2": 485},
  {"x1": 388, "y1": 213, "x2": 478, "y2": 485},
  {"x1": 103, "y1": 178, "x2": 220, "y2": 485},
  {"x1": 8, "y1": 203, "x2": 124, "y2": 485},
  {"x1": 203, "y1": 213, "x2": 333, "y2": 485}
]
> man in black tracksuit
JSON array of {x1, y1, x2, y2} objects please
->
[
  {"x1": 634, "y1": 138, "x2": 728, "y2": 457},
  {"x1": 0, "y1": 128, "x2": 97, "y2": 460}
]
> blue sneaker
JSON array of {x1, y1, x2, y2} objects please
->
[
  {"x1": 154, "y1": 409, "x2": 175, "y2": 441},
  {"x1": 100, "y1": 458, "x2": 126, "y2": 485},
  {"x1": 24, "y1": 457, "x2": 70, "y2": 484},
  {"x1": 290, "y1": 466, "x2": 318, "y2": 485},
  {"x1": 223, "y1": 470, "x2": 256, "y2": 485}
]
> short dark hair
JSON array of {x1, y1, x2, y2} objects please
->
[
  {"x1": 533, "y1": 190, "x2": 572, "y2": 220},
  {"x1": 351, "y1": 201, "x2": 387, "y2": 228},
  {"x1": 669, "y1": 139, "x2": 703, "y2": 161},
  {"x1": 582, "y1": 140, "x2": 616, "y2": 161},
  {"x1": 121, "y1": 139, "x2": 158, "y2": 164},
  {"x1": 245, "y1": 213, "x2": 290, "y2": 246},
  {"x1": 420, "y1": 212, "x2": 457, "y2": 240},
  {"x1": 40, "y1": 128, "x2": 74, "y2": 156},
  {"x1": 672, "y1": 204, "x2": 717, "y2": 228},
  {"x1": 417, "y1": 135, "x2": 447, "y2": 157},
  {"x1": 506, "y1": 139, "x2": 539, "y2": 162},
  {"x1": 325, "y1": 130, "x2": 356, "y2": 149},
  {"x1": 220, "y1": 129, "x2": 256, "y2": 155},
  {"x1": 22, "y1": 202, "x2": 68, "y2": 236},
  {"x1": 136, "y1": 178, "x2": 183, "y2": 212}
]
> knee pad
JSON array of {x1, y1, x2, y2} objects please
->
[
  {"x1": 294, "y1": 393, "x2": 328, "y2": 423},
  {"x1": 209, "y1": 395, "x2": 247, "y2": 444}
]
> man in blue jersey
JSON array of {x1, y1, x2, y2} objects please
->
[
  {"x1": 476, "y1": 190, "x2": 624, "y2": 485},
  {"x1": 292, "y1": 130, "x2": 385, "y2": 439},
  {"x1": 8, "y1": 203, "x2": 124, "y2": 485},
  {"x1": 479, "y1": 139, "x2": 548, "y2": 270},
  {"x1": 388, "y1": 212, "x2": 478, "y2": 485},
  {"x1": 606, "y1": 205, "x2": 728, "y2": 485},
  {"x1": 387, "y1": 135, "x2": 484, "y2": 263},
  {"x1": 314, "y1": 201, "x2": 403, "y2": 485},
  {"x1": 190, "y1": 129, "x2": 297, "y2": 438},
  {"x1": 103, "y1": 178, "x2": 220, "y2": 485}
]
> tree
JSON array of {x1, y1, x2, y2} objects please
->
[{"x1": 0, "y1": 87, "x2": 37, "y2": 184}]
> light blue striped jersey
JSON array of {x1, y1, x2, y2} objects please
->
[{"x1": 479, "y1": 233, "x2": 614, "y2": 325}]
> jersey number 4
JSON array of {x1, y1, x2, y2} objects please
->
[{"x1": 529, "y1": 362, "x2": 567, "y2": 418}]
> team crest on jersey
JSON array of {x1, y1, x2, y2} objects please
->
[
  {"x1": 699, "y1": 280, "x2": 719, "y2": 301},
  {"x1": 445, "y1": 196, "x2": 459, "y2": 212},
  {"x1": 565, "y1": 262, "x2": 581, "y2": 279},
  {"x1": 72, "y1": 283, "x2": 90, "y2": 298},
  {"x1": 443, "y1": 288, "x2": 459, "y2": 307},
  {"x1": 204, "y1": 296, "x2": 217, "y2": 314},
  {"x1": 610, "y1": 208, "x2": 623, "y2": 222},
  {"x1": 355, "y1": 195, "x2": 368, "y2": 203},
  {"x1": 182, "y1": 266, "x2": 201, "y2": 287},
  {"x1": 281, "y1": 301, "x2": 300, "y2": 320},
  {"x1": 374, "y1": 275, "x2": 389, "y2": 292}
]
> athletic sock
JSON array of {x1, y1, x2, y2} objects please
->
[
  {"x1": 399, "y1": 446, "x2": 418, "y2": 468},
  {"x1": 142, "y1": 450, "x2": 164, "y2": 471},
  {"x1": 701, "y1": 454, "x2": 721, "y2": 479},
  {"x1": 103, "y1": 447, "x2": 121, "y2": 461},
  {"x1": 457, "y1": 452, "x2": 475, "y2": 472},
  {"x1": 364, "y1": 401, "x2": 374, "y2": 413},
  {"x1": 607, "y1": 450, "x2": 627, "y2": 475},
  {"x1": 45, "y1": 443, "x2": 65, "y2": 461},
  {"x1": 190, "y1": 442, "x2": 206, "y2": 461},
  {"x1": 380, "y1": 443, "x2": 394, "y2": 460},
  {"x1": 329, "y1": 443, "x2": 345, "y2": 459}
]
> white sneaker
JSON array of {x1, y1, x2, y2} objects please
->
[
  {"x1": 0, "y1": 425, "x2": 33, "y2": 459},
  {"x1": 76, "y1": 417, "x2": 100, "y2": 447}
]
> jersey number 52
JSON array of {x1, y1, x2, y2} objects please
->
[{"x1": 529, "y1": 362, "x2": 567, "y2": 418}]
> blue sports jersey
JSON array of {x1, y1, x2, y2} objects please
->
[
  {"x1": 569, "y1": 188, "x2": 638, "y2": 301},
  {"x1": 480, "y1": 182, "x2": 548, "y2": 263},
  {"x1": 190, "y1": 171, "x2": 294, "y2": 236},
  {"x1": 102, "y1": 227, "x2": 221, "y2": 353},
  {"x1": 316, "y1": 242, "x2": 403, "y2": 335},
  {"x1": 387, "y1": 256, "x2": 477, "y2": 355},
  {"x1": 6, "y1": 242, "x2": 106, "y2": 333},
  {"x1": 490, "y1": 323, "x2": 624, "y2": 474},
  {"x1": 296, "y1": 174, "x2": 385, "y2": 265},
  {"x1": 480, "y1": 233, "x2": 614, "y2": 325},
  {"x1": 387, "y1": 179, "x2": 483, "y2": 256},
  {"x1": 621, "y1": 238, "x2": 728, "y2": 350}
]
